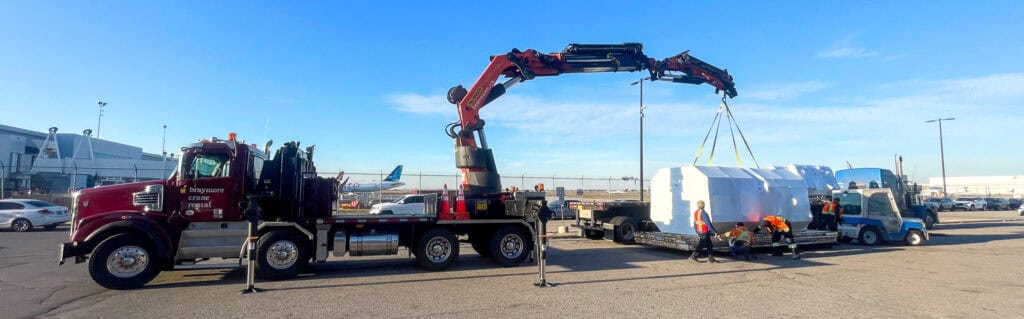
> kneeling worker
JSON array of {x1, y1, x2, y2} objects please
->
[
  {"x1": 754, "y1": 215, "x2": 800, "y2": 259},
  {"x1": 720, "y1": 222, "x2": 757, "y2": 261}
]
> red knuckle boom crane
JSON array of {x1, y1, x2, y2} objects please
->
[{"x1": 446, "y1": 43, "x2": 737, "y2": 194}]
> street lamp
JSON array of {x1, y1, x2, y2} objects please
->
[
  {"x1": 97, "y1": 101, "x2": 107, "y2": 139},
  {"x1": 925, "y1": 117, "x2": 955, "y2": 197},
  {"x1": 630, "y1": 77, "x2": 650, "y2": 202}
]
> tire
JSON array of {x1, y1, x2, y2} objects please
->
[
  {"x1": 905, "y1": 230, "x2": 925, "y2": 246},
  {"x1": 469, "y1": 232, "x2": 491, "y2": 257},
  {"x1": 584, "y1": 229, "x2": 605, "y2": 240},
  {"x1": 923, "y1": 214, "x2": 936, "y2": 230},
  {"x1": 415, "y1": 228, "x2": 459, "y2": 271},
  {"x1": 859, "y1": 227, "x2": 882, "y2": 246},
  {"x1": 11, "y1": 218, "x2": 33, "y2": 232},
  {"x1": 87, "y1": 233, "x2": 161, "y2": 290},
  {"x1": 44, "y1": 224, "x2": 59, "y2": 230},
  {"x1": 255, "y1": 230, "x2": 309, "y2": 280},
  {"x1": 488, "y1": 225, "x2": 532, "y2": 267},
  {"x1": 613, "y1": 217, "x2": 637, "y2": 244}
]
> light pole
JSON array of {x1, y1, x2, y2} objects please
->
[
  {"x1": 630, "y1": 77, "x2": 648, "y2": 202},
  {"x1": 96, "y1": 101, "x2": 107, "y2": 139},
  {"x1": 925, "y1": 117, "x2": 954, "y2": 197},
  {"x1": 162, "y1": 125, "x2": 168, "y2": 177}
]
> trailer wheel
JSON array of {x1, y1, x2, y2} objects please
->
[
  {"x1": 256, "y1": 230, "x2": 309, "y2": 280},
  {"x1": 858, "y1": 227, "x2": 882, "y2": 246},
  {"x1": 469, "y1": 232, "x2": 491, "y2": 257},
  {"x1": 905, "y1": 230, "x2": 925, "y2": 246},
  {"x1": 614, "y1": 217, "x2": 637, "y2": 244},
  {"x1": 88, "y1": 233, "x2": 161, "y2": 290},
  {"x1": 489, "y1": 225, "x2": 532, "y2": 267},
  {"x1": 415, "y1": 228, "x2": 459, "y2": 271}
]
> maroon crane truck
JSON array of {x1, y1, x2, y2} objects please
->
[{"x1": 58, "y1": 135, "x2": 546, "y2": 289}]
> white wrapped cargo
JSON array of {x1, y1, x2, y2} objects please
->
[
  {"x1": 773, "y1": 164, "x2": 839, "y2": 196},
  {"x1": 650, "y1": 165, "x2": 824, "y2": 236}
]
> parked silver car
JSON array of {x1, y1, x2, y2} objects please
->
[
  {"x1": 0, "y1": 199, "x2": 70, "y2": 232},
  {"x1": 925, "y1": 197, "x2": 955, "y2": 211}
]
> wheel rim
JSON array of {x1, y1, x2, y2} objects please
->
[
  {"x1": 12, "y1": 219, "x2": 30, "y2": 231},
  {"x1": 621, "y1": 223, "x2": 635, "y2": 239},
  {"x1": 499, "y1": 234, "x2": 525, "y2": 259},
  {"x1": 863, "y1": 231, "x2": 878, "y2": 244},
  {"x1": 910, "y1": 233, "x2": 922, "y2": 245},
  {"x1": 425, "y1": 236, "x2": 452, "y2": 263},
  {"x1": 266, "y1": 240, "x2": 299, "y2": 270},
  {"x1": 106, "y1": 246, "x2": 149, "y2": 278}
]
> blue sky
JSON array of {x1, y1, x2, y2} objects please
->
[{"x1": 1, "y1": 1, "x2": 1021, "y2": 184}]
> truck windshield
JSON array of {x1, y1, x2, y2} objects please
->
[
  {"x1": 188, "y1": 154, "x2": 230, "y2": 179},
  {"x1": 834, "y1": 193, "x2": 863, "y2": 216}
]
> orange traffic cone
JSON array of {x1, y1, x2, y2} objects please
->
[
  {"x1": 455, "y1": 185, "x2": 468, "y2": 218},
  {"x1": 439, "y1": 184, "x2": 451, "y2": 218}
]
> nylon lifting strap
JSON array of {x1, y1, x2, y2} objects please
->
[
  {"x1": 692, "y1": 93, "x2": 761, "y2": 168},
  {"x1": 691, "y1": 105, "x2": 723, "y2": 166}
]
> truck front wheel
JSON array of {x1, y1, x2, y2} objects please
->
[
  {"x1": 924, "y1": 214, "x2": 936, "y2": 230},
  {"x1": 489, "y1": 225, "x2": 532, "y2": 267},
  {"x1": 88, "y1": 233, "x2": 161, "y2": 290},
  {"x1": 415, "y1": 228, "x2": 459, "y2": 271},
  {"x1": 256, "y1": 231, "x2": 309, "y2": 280},
  {"x1": 905, "y1": 230, "x2": 925, "y2": 246}
]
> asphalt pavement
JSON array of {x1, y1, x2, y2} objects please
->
[{"x1": 1, "y1": 211, "x2": 1022, "y2": 318}]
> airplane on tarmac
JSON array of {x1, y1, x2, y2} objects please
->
[{"x1": 338, "y1": 165, "x2": 405, "y2": 193}]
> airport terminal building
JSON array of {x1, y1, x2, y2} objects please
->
[{"x1": 0, "y1": 124, "x2": 174, "y2": 195}]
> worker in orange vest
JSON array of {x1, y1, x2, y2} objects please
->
[
  {"x1": 820, "y1": 198, "x2": 843, "y2": 231},
  {"x1": 754, "y1": 215, "x2": 800, "y2": 259},
  {"x1": 720, "y1": 222, "x2": 757, "y2": 261},
  {"x1": 689, "y1": 200, "x2": 720, "y2": 263}
]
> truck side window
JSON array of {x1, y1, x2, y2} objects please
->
[
  {"x1": 189, "y1": 154, "x2": 230, "y2": 179},
  {"x1": 868, "y1": 193, "x2": 894, "y2": 215},
  {"x1": 836, "y1": 193, "x2": 862, "y2": 216},
  {"x1": 406, "y1": 196, "x2": 423, "y2": 204}
]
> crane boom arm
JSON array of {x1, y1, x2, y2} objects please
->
[
  {"x1": 446, "y1": 42, "x2": 737, "y2": 195},
  {"x1": 447, "y1": 43, "x2": 737, "y2": 143}
]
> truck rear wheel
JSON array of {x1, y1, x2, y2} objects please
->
[
  {"x1": 256, "y1": 230, "x2": 309, "y2": 280},
  {"x1": 415, "y1": 228, "x2": 459, "y2": 271},
  {"x1": 613, "y1": 217, "x2": 637, "y2": 244},
  {"x1": 88, "y1": 233, "x2": 161, "y2": 290},
  {"x1": 924, "y1": 214, "x2": 936, "y2": 230},
  {"x1": 489, "y1": 225, "x2": 532, "y2": 267},
  {"x1": 859, "y1": 227, "x2": 882, "y2": 246},
  {"x1": 905, "y1": 230, "x2": 925, "y2": 246}
]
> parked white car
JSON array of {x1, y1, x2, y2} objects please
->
[
  {"x1": 369, "y1": 194, "x2": 427, "y2": 215},
  {"x1": 956, "y1": 197, "x2": 987, "y2": 211},
  {"x1": 1018, "y1": 204, "x2": 1023, "y2": 216},
  {"x1": 0, "y1": 199, "x2": 70, "y2": 232}
]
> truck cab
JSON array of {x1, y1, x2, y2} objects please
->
[
  {"x1": 834, "y1": 168, "x2": 938, "y2": 229},
  {"x1": 834, "y1": 188, "x2": 928, "y2": 246}
]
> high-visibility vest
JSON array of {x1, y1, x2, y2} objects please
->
[
  {"x1": 822, "y1": 202, "x2": 838, "y2": 215},
  {"x1": 694, "y1": 209, "x2": 709, "y2": 233},
  {"x1": 764, "y1": 216, "x2": 790, "y2": 232},
  {"x1": 727, "y1": 228, "x2": 753, "y2": 244}
]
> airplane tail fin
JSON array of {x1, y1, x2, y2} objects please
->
[{"x1": 385, "y1": 165, "x2": 403, "y2": 182}]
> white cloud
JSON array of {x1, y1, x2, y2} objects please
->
[
  {"x1": 817, "y1": 47, "x2": 879, "y2": 59},
  {"x1": 743, "y1": 81, "x2": 832, "y2": 100},
  {"x1": 387, "y1": 94, "x2": 451, "y2": 114}
]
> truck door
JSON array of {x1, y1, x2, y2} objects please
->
[
  {"x1": 867, "y1": 192, "x2": 901, "y2": 232},
  {"x1": 179, "y1": 152, "x2": 241, "y2": 221}
]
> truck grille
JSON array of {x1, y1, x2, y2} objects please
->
[{"x1": 132, "y1": 185, "x2": 164, "y2": 212}]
